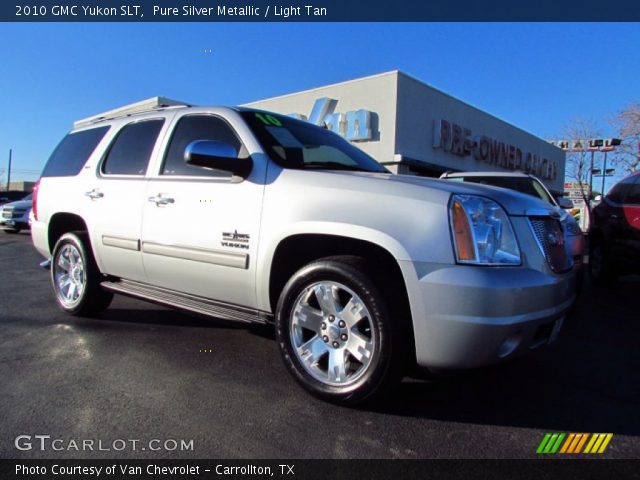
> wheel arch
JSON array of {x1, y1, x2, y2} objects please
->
[
  {"x1": 265, "y1": 232, "x2": 416, "y2": 363},
  {"x1": 48, "y1": 212, "x2": 90, "y2": 253}
]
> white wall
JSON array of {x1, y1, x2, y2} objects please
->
[{"x1": 244, "y1": 70, "x2": 566, "y2": 192}]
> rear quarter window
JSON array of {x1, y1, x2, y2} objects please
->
[
  {"x1": 623, "y1": 176, "x2": 640, "y2": 205},
  {"x1": 41, "y1": 126, "x2": 110, "y2": 177},
  {"x1": 606, "y1": 176, "x2": 636, "y2": 203}
]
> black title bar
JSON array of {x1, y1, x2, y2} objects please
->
[{"x1": 4, "y1": 0, "x2": 640, "y2": 21}]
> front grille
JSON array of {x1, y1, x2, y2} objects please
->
[
  {"x1": 529, "y1": 217, "x2": 572, "y2": 273},
  {"x1": 2, "y1": 207, "x2": 27, "y2": 220}
]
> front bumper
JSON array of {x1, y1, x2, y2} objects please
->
[
  {"x1": 0, "y1": 219, "x2": 29, "y2": 230},
  {"x1": 401, "y1": 261, "x2": 575, "y2": 369}
]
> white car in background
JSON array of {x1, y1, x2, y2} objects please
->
[{"x1": 0, "y1": 193, "x2": 32, "y2": 234}]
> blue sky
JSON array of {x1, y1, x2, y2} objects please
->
[{"x1": 0, "y1": 22, "x2": 638, "y2": 186}]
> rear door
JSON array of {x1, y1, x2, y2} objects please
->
[
  {"x1": 87, "y1": 117, "x2": 168, "y2": 282},
  {"x1": 600, "y1": 175, "x2": 636, "y2": 264},
  {"x1": 620, "y1": 175, "x2": 640, "y2": 268}
]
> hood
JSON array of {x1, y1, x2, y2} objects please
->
[
  {"x1": 318, "y1": 171, "x2": 558, "y2": 216},
  {"x1": 1, "y1": 199, "x2": 32, "y2": 209}
]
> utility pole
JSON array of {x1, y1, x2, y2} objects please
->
[
  {"x1": 589, "y1": 150, "x2": 595, "y2": 196},
  {"x1": 6, "y1": 149, "x2": 11, "y2": 191}
]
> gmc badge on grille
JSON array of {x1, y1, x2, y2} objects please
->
[{"x1": 547, "y1": 231, "x2": 564, "y2": 246}]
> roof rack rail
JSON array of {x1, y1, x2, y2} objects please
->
[{"x1": 73, "y1": 96, "x2": 192, "y2": 128}]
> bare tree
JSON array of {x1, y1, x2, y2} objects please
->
[{"x1": 611, "y1": 101, "x2": 640, "y2": 174}]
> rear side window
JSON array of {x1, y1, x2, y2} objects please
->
[
  {"x1": 454, "y1": 176, "x2": 553, "y2": 204},
  {"x1": 42, "y1": 126, "x2": 110, "y2": 177},
  {"x1": 606, "y1": 175, "x2": 636, "y2": 203},
  {"x1": 624, "y1": 176, "x2": 640, "y2": 205},
  {"x1": 161, "y1": 115, "x2": 241, "y2": 177},
  {"x1": 101, "y1": 120, "x2": 164, "y2": 176}
]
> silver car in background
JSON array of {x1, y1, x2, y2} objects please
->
[{"x1": 0, "y1": 193, "x2": 32, "y2": 234}]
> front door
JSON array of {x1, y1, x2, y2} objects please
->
[{"x1": 141, "y1": 113, "x2": 265, "y2": 308}]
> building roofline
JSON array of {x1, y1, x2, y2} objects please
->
[{"x1": 242, "y1": 70, "x2": 402, "y2": 105}]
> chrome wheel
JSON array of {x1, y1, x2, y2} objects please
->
[
  {"x1": 54, "y1": 243, "x2": 86, "y2": 308},
  {"x1": 289, "y1": 281, "x2": 376, "y2": 387}
]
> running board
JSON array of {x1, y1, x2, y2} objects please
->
[{"x1": 100, "y1": 279, "x2": 272, "y2": 325}]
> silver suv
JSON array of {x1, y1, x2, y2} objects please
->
[{"x1": 32, "y1": 98, "x2": 575, "y2": 404}]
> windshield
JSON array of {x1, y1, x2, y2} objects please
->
[
  {"x1": 450, "y1": 176, "x2": 555, "y2": 205},
  {"x1": 239, "y1": 110, "x2": 388, "y2": 173}
]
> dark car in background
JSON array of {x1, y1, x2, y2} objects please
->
[{"x1": 590, "y1": 171, "x2": 640, "y2": 285}]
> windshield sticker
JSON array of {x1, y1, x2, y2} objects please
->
[
  {"x1": 255, "y1": 112, "x2": 282, "y2": 127},
  {"x1": 266, "y1": 126, "x2": 304, "y2": 149}
]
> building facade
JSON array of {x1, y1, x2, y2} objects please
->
[{"x1": 244, "y1": 70, "x2": 566, "y2": 194}]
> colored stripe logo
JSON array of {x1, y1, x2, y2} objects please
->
[{"x1": 537, "y1": 433, "x2": 613, "y2": 454}]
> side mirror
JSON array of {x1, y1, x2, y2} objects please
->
[
  {"x1": 184, "y1": 140, "x2": 252, "y2": 178},
  {"x1": 556, "y1": 197, "x2": 574, "y2": 209},
  {"x1": 594, "y1": 194, "x2": 603, "y2": 203}
]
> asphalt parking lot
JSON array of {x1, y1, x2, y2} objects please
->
[{"x1": 1, "y1": 231, "x2": 638, "y2": 459}]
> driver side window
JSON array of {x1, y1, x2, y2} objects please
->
[{"x1": 162, "y1": 114, "x2": 242, "y2": 177}]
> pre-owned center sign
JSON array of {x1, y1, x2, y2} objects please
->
[{"x1": 433, "y1": 119, "x2": 558, "y2": 180}]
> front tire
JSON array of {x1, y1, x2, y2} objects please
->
[
  {"x1": 3, "y1": 228, "x2": 20, "y2": 234},
  {"x1": 51, "y1": 232, "x2": 113, "y2": 316},
  {"x1": 275, "y1": 256, "x2": 405, "y2": 405}
]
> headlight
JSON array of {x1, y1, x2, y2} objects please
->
[{"x1": 449, "y1": 194, "x2": 521, "y2": 265}]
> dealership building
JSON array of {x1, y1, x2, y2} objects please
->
[{"x1": 244, "y1": 70, "x2": 566, "y2": 194}]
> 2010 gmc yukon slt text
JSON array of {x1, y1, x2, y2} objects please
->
[{"x1": 31, "y1": 99, "x2": 575, "y2": 404}]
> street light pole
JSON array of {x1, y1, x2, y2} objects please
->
[
  {"x1": 6, "y1": 149, "x2": 11, "y2": 192},
  {"x1": 601, "y1": 151, "x2": 607, "y2": 196},
  {"x1": 589, "y1": 150, "x2": 595, "y2": 196}
]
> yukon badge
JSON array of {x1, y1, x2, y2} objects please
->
[{"x1": 221, "y1": 230, "x2": 250, "y2": 250}]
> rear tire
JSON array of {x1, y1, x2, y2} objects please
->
[
  {"x1": 51, "y1": 232, "x2": 113, "y2": 316},
  {"x1": 275, "y1": 256, "x2": 406, "y2": 405}
]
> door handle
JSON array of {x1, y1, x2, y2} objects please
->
[
  {"x1": 609, "y1": 214, "x2": 619, "y2": 220},
  {"x1": 85, "y1": 189, "x2": 104, "y2": 200},
  {"x1": 148, "y1": 194, "x2": 175, "y2": 206}
]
